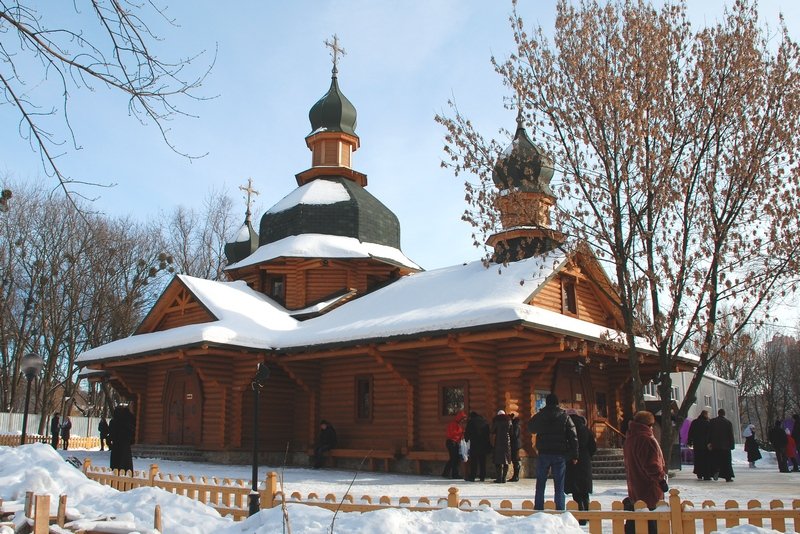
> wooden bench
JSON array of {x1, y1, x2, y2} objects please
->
[
  {"x1": 308, "y1": 449, "x2": 396, "y2": 472},
  {"x1": 406, "y1": 450, "x2": 450, "y2": 475}
]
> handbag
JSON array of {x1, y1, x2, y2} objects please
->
[{"x1": 459, "y1": 438, "x2": 470, "y2": 462}]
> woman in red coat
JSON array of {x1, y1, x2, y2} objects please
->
[
  {"x1": 442, "y1": 410, "x2": 466, "y2": 479},
  {"x1": 623, "y1": 411, "x2": 668, "y2": 509}
]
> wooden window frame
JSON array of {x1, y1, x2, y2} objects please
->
[
  {"x1": 266, "y1": 274, "x2": 286, "y2": 306},
  {"x1": 354, "y1": 375, "x2": 373, "y2": 423},
  {"x1": 438, "y1": 380, "x2": 468, "y2": 422},
  {"x1": 561, "y1": 275, "x2": 578, "y2": 316}
]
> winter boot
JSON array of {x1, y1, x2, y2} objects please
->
[
  {"x1": 494, "y1": 464, "x2": 504, "y2": 483},
  {"x1": 509, "y1": 461, "x2": 521, "y2": 481}
]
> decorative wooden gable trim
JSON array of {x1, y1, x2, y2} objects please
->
[
  {"x1": 135, "y1": 277, "x2": 218, "y2": 334},
  {"x1": 527, "y1": 250, "x2": 623, "y2": 330}
]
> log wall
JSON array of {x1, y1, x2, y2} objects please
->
[
  {"x1": 317, "y1": 357, "x2": 409, "y2": 452},
  {"x1": 416, "y1": 350, "x2": 487, "y2": 451}
]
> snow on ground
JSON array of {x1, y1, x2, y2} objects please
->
[{"x1": 1, "y1": 443, "x2": 796, "y2": 534}]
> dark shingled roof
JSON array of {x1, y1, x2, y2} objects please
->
[{"x1": 259, "y1": 177, "x2": 401, "y2": 249}]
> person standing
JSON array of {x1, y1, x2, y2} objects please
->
[
  {"x1": 509, "y1": 413, "x2": 523, "y2": 482},
  {"x1": 98, "y1": 417, "x2": 110, "y2": 451},
  {"x1": 707, "y1": 409, "x2": 735, "y2": 482},
  {"x1": 60, "y1": 415, "x2": 72, "y2": 451},
  {"x1": 464, "y1": 411, "x2": 491, "y2": 482},
  {"x1": 442, "y1": 410, "x2": 466, "y2": 479},
  {"x1": 792, "y1": 414, "x2": 800, "y2": 459},
  {"x1": 50, "y1": 413, "x2": 60, "y2": 449},
  {"x1": 624, "y1": 411, "x2": 667, "y2": 534},
  {"x1": 109, "y1": 405, "x2": 135, "y2": 472},
  {"x1": 742, "y1": 424, "x2": 762, "y2": 468},
  {"x1": 785, "y1": 429, "x2": 799, "y2": 472},
  {"x1": 491, "y1": 409, "x2": 512, "y2": 483},
  {"x1": 768, "y1": 420, "x2": 790, "y2": 473},
  {"x1": 565, "y1": 412, "x2": 596, "y2": 524},
  {"x1": 313, "y1": 420, "x2": 338, "y2": 469},
  {"x1": 527, "y1": 393, "x2": 578, "y2": 510},
  {"x1": 687, "y1": 410, "x2": 712, "y2": 480}
]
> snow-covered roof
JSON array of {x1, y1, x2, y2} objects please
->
[
  {"x1": 276, "y1": 252, "x2": 569, "y2": 349},
  {"x1": 266, "y1": 179, "x2": 351, "y2": 214},
  {"x1": 77, "y1": 276, "x2": 299, "y2": 363},
  {"x1": 226, "y1": 233, "x2": 421, "y2": 271},
  {"x1": 78, "y1": 250, "x2": 678, "y2": 365}
]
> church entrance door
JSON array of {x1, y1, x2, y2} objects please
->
[{"x1": 165, "y1": 370, "x2": 202, "y2": 445}]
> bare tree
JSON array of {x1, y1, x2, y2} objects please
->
[
  {"x1": 161, "y1": 187, "x2": 238, "y2": 280},
  {"x1": 438, "y1": 0, "x2": 800, "y2": 464},
  {"x1": 707, "y1": 317, "x2": 761, "y2": 423},
  {"x1": 0, "y1": 182, "x2": 171, "y2": 427},
  {"x1": 0, "y1": 1, "x2": 213, "y2": 201}
]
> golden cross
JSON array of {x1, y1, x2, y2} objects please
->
[
  {"x1": 239, "y1": 178, "x2": 259, "y2": 216},
  {"x1": 324, "y1": 34, "x2": 346, "y2": 75}
]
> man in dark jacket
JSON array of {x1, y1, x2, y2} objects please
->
[
  {"x1": 98, "y1": 417, "x2": 110, "y2": 451},
  {"x1": 527, "y1": 393, "x2": 578, "y2": 510},
  {"x1": 313, "y1": 420, "x2": 338, "y2": 469},
  {"x1": 708, "y1": 409, "x2": 735, "y2": 482},
  {"x1": 565, "y1": 412, "x2": 596, "y2": 524},
  {"x1": 464, "y1": 411, "x2": 491, "y2": 482},
  {"x1": 509, "y1": 413, "x2": 523, "y2": 482},
  {"x1": 687, "y1": 410, "x2": 712, "y2": 480},
  {"x1": 768, "y1": 419, "x2": 790, "y2": 473},
  {"x1": 50, "y1": 413, "x2": 60, "y2": 449}
]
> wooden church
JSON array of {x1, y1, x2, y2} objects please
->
[{"x1": 77, "y1": 47, "x2": 693, "y2": 472}]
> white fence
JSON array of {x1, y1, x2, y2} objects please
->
[{"x1": 0, "y1": 412, "x2": 102, "y2": 438}]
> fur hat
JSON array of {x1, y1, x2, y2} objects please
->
[{"x1": 633, "y1": 410, "x2": 655, "y2": 426}]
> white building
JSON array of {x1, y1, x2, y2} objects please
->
[{"x1": 644, "y1": 371, "x2": 741, "y2": 444}]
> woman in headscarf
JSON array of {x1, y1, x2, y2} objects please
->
[{"x1": 742, "y1": 424, "x2": 762, "y2": 468}]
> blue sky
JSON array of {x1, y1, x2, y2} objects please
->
[{"x1": 1, "y1": 1, "x2": 799, "y2": 328}]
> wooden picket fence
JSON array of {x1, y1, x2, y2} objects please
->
[
  {"x1": 0, "y1": 433, "x2": 101, "y2": 449},
  {"x1": 77, "y1": 460, "x2": 800, "y2": 533},
  {"x1": 0, "y1": 492, "x2": 161, "y2": 534},
  {"x1": 82, "y1": 459, "x2": 274, "y2": 521}
]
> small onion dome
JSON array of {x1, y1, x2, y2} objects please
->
[
  {"x1": 493, "y1": 120, "x2": 554, "y2": 196},
  {"x1": 224, "y1": 217, "x2": 259, "y2": 264},
  {"x1": 308, "y1": 74, "x2": 358, "y2": 138}
]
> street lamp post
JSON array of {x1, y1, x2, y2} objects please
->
[
  {"x1": 248, "y1": 362, "x2": 270, "y2": 516},
  {"x1": 20, "y1": 353, "x2": 44, "y2": 445}
]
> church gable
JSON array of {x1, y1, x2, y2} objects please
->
[
  {"x1": 527, "y1": 251, "x2": 622, "y2": 330},
  {"x1": 135, "y1": 278, "x2": 218, "y2": 334}
]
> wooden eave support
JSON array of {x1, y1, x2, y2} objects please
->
[
  {"x1": 449, "y1": 335, "x2": 497, "y2": 411},
  {"x1": 368, "y1": 346, "x2": 415, "y2": 447}
]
